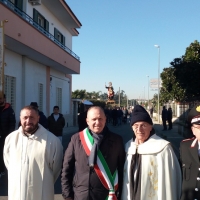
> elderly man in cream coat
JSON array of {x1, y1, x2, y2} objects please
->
[
  {"x1": 4, "y1": 105, "x2": 63, "y2": 200},
  {"x1": 122, "y1": 105, "x2": 181, "y2": 200}
]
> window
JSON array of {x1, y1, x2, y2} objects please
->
[
  {"x1": 54, "y1": 28, "x2": 65, "y2": 45},
  {"x1": 33, "y1": 8, "x2": 49, "y2": 32},
  {"x1": 12, "y1": 0, "x2": 23, "y2": 11},
  {"x1": 56, "y1": 87, "x2": 62, "y2": 111},
  {"x1": 38, "y1": 15, "x2": 44, "y2": 27},
  {"x1": 4, "y1": 75, "x2": 16, "y2": 111},
  {"x1": 38, "y1": 83, "x2": 43, "y2": 112}
]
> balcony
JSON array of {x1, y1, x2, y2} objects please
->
[{"x1": 0, "y1": 0, "x2": 80, "y2": 74}]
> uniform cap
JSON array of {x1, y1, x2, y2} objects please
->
[{"x1": 188, "y1": 105, "x2": 200, "y2": 125}]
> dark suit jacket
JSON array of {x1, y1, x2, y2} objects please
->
[
  {"x1": 61, "y1": 126, "x2": 125, "y2": 200},
  {"x1": 180, "y1": 138, "x2": 200, "y2": 200}
]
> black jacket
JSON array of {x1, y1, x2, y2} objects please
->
[
  {"x1": 0, "y1": 103, "x2": 16, "y2": 139},
  {"x1": 61, "y1": 126, "x2": 125, "y2": 200},
  {"x1": 180, "y1": 138, "x2": 200, "y2": 200},
  {"x1": 47, "y1": 113, "x2": 65, "y2": 136},
  {"x1": 78, "y1": 111, "x2": 88, "y2": 131},
  {"x1": 39, "y1": 111, "x2": 48, "y2": 128},
  {"x1": 0, "y1": 103, "x2": 15, "y2": 173}
]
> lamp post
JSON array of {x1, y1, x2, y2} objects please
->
[
  {"x1": 147, "y1": 75, "x2": 149, "y2": 109},
  {"x1": 119, "y1": 87, "x2": 120, "y2": 107},
  {"x1": 144, "y1": 86, "x2": 145, "y2": 104},
  {"x1": 154, "y1": 45, "x2": 160, "y2": 123}
]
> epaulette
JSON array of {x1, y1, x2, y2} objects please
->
[{"x1": 182, "y1": 137, "x2": 195, "y2": 142}]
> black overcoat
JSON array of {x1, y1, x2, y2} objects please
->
[
  {"x1": 61, "y1": 126, "x2": 125, "y2": 200},
  {"x1": 180, "y1": 138, "x2": 200, "y2": 200}
]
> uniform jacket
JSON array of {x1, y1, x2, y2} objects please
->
[
  {"x1": 47, "y1": 113, "x2": 65, "y2": 136},
  {"x1": 122, "y1": 134, "x2": 182, "y2": 200},
  {"x1": 180, "y1": 137, "x2": 200, "y2": 200},
  {"x1": 0, "y1": 103, "x2": 16, "y2": 138},
  {"x1": 4, "y1": 124, "x2": 63, "y2": 200},
  {"x1": 61, "y1": 126, "x2": 125, "y2": 200}
]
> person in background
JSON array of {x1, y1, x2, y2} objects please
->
[
  {"x1": 78, "y1": 100, "x2": 93, "y2": 132},
  {"x1": 122, "y1": 105, "x2": 181, "y2": 200},
  {"x1": 117, "y1": 107, "x2": 123, "y2": 125},
  {"x1": 112, "y1": 106, "x2": 118, "y2": 126},
  {"x1": 122, "y1": 107, "x2": 128, "y2": 124},
  {"x1": 0, "y1": 93, "x2": 16, "y2": 178},
  {"x1": 47, "y1": 106, "x2": 65, "y2": 143},
  {"x1": 167, "y1": 107, "x2": 173, "y2": 130},
  {"x1": 61, "y1": 106, "x2": 125, "y2": 200},
  {"x1": 4, "y1": 105, "x2": 63, "y2": 200},
  {"x1": 180, "y1": 105, "x2": 200, "y2": 200},
  {"x1": 149, "y1": 106, "x2": 154, "y2": 118},
  {"x1": 30, "y1": 102, "x2": 48, "y2": 128},
  {"x1": 161, "y1": 106, "x2": 168, "y2": 131}
]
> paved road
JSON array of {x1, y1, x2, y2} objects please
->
[{"x1": 0, "y1": 120, "x2": 184, "y2": 199}]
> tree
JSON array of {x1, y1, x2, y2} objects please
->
[
  {"x1": 161, "y1": 40, "x2": 200, "y2": 102},
  {"x1": 72, "y1": 89, "x2": 87, "y2": 99},
  {"x1": 160, "y1": 67, "x2": 186, "y2": 102},
  {"x1": 183, "y1": 40, "x2": 200, "y2": 63}
]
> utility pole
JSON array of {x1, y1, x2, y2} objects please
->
[{"x1": 118, "y1": 87, "x2": 120, "y2": 107}]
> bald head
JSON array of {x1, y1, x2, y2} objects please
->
[{"x1": 86, "y1": 106, "x2": 106, "y2": 134}]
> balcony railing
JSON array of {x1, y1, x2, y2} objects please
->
[{"x1": 0, "y1": 0, "x2": 80, "y2": 61}]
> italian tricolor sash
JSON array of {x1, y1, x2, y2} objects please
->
[{"x1": 80, "y1": 128, "x2": 118, "y2": 200}]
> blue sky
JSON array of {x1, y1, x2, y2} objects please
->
[{"x1": 67, "y1": 0, "x2": 200, "y2": 100}]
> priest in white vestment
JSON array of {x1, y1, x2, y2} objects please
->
[
  {"x1": 122, "y1": 105, "x2": 182, "y2": 200},
  {"x1": 4, "y1": 105, "x2": 63, "y2": 200}
]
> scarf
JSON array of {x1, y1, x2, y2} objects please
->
[
  {"x1": 88, "y1": 130, "x2": 104, "y2": 167},
  {"x1": 130, "y1": 128, "x2": 155, "y2": 200}
]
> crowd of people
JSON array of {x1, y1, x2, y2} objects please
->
[
  {"x1": 1, "y1": 92, "x2": 200, "y2": 200},
  {"x1": 104, "y1": 106, "x2": 132, "y2": 126}
]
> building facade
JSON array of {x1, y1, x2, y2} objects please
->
[{"x1": 0, "y1": 0, "x2": 81, "y2": 125}]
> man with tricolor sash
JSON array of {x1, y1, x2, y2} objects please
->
[{"x1": 61, "y1": 106, "x2": 125, "y2": 200}]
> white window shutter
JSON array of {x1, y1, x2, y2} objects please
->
[{"x1": 4, "y1": 75, "x2": 16, "y2": 111}]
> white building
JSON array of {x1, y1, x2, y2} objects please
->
[{"x1": 0, "y1": 0, "x2": 81, "y2": 125}]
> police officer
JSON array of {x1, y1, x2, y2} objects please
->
[{"x1": 180, "y1": 105, "x2": 200, "y2": 200}]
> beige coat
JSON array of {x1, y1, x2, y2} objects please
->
[
  {"x1": 4, "y1": 124, "x2": 63, "y2": 200},
  {"x1": 122, "y1": 134, "x2": 182, "y2": 200}
]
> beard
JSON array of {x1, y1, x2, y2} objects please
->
[
  {"x1": 22, "y1": 123, "x2": 38, "y2": 134},
  {"x1": 0, "y1": 101, "x2": 4, "y2": 106}
]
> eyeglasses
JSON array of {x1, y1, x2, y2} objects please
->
[
  {"x1": 133, "y1": 124, "x2": 149, "y2": 130},
  {"x1": 192, "y1": 125, "x2": 200, "y2": 130}
]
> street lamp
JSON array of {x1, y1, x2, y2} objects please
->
[
  {"x1": 154, "y1": 44, "x2": 160, "y2": 123},
  {"x1": 147, "y1": 75, "x2": 149, "y2": 108}
]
